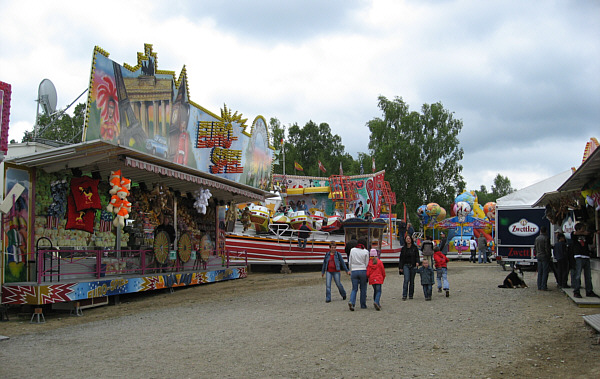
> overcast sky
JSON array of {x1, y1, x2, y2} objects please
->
[{"x1": 1, "y1": 0, "x2": 598, "y2": 192}]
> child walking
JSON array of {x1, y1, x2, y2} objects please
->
[
  {"x1": 367, "y1": 249, "x2": 386, "y2": 310},
  {"x1": 433, "y1": 246, "x2": 450, "y2": 297},
  {"x1": 416, "y1": 259, "x2": 435, "y2": 301}
]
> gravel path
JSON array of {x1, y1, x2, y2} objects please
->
[{"x1": 0, "y1": 261, "x2": 599, "y2": 378}]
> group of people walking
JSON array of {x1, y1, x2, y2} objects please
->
[{"x1": 321, "y1": 235, "x2": 450, "y2": 310}]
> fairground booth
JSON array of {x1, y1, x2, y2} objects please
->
[
  {"x1": 0, "y1": 44, "x2": 273, "y2": 317},
  {"x1": 534, "y1": 139, "x2": 600, "y2": 291}
]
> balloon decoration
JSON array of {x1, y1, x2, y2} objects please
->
[
  {"x1": 455, "y1": 201, "x2": 471, "y2": 219},
  {"x1": 194, "y1": 188, "x2": 212, "y2": 214},
  {"x1": 417, "y1": 204, "x2": 429, "y2": 226},
  {"x1": 106, "y1": 170, "x2": 132, "y2": 228},
  {"x1": 483, "y1": 202, "x2": 496, "y2": 220}
]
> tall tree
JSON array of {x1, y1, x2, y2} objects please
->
[
  {"x1": 475, "y1": 185, "x2": 494, "y2": 205},
  {"x1": 269, "y1": 117, "x2": 286, "y2": 175},
  {"x1": 367, "y1": 96, "x2": 465, "y2": 223},
  {"x1": 22, "y1": 103, "x2": 86, "y2": 144},
  {"x1": 285, "y1": 120, "x2": 347, "y2": 177},
  {"x1": 491, "y1": 174, "x2": 515, "y2": 198}
]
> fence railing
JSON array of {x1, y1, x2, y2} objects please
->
[{"x1": 32, "y1": 248, "x2": 246, "y2": 284}]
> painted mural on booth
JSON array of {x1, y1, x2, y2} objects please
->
[
  {"x1": 2, "y1": 267, "x2": 247, "y2": 305},
  {"x1": 83, "y1": 44, "x2": 273, "y2": 190},
  {"x1": 274, "y1": 173, "x2": 385, "y2": 218}
]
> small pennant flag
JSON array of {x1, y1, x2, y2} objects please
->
[
  {"x1": 372, "y1": 157, "x2": 376, "y2": 173},
  {"x1": 339, "y1": 162, "x2": 343, "y2": 176},
  {"x1": 318, "y1": 161, "x2": 326, "y2": 173},
  {"x1": 294, "y1": 161, "x2": 304, "y2": 171}
]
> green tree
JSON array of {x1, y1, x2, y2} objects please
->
[
  {"x1": 269, "y1": 117, "x2": 286, "y2": 175},
  {"x1": 475, "y1": 184, "x2": 494, "y2": 205},
  {"x1": 367, "y1": 96, "x2": 465, "y2": 222},
  {"x1": 284, "y1": 120, "x2": 348, "y2": 177},
  {"x1": 22, "y1": 103, "x2": 86, "y2": 144},
  {"x1": 491, "y1": 174, "x2": 515, "y2": 198}
]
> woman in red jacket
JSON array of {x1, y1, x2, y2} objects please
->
[
  {"x1": 433, "y1": 246, "x2": 450, "y2": 297},
  {"x1": 367, "y1": 249, "x2": 386, "y2": 310}
]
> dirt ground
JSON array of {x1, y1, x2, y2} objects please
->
[{"x1": 1, "y1": 261, "x2": 599, "y2": 378}]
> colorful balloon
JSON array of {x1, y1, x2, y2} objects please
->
[
  {"x1": 484, "y1": 202, "x2": 496, "y2": 220},
  {"x1": 455, "y1": 201, "x2": 471, "y2": 217}
]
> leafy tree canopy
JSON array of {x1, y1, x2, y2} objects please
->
[
  {"x1": 22, "y1": 103, "x2": 86, "y2": 144},
  {"x1": 367, "y1": 96, "x2": 465, "y2": 221}
]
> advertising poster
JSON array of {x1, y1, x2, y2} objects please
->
[{"x1": 83, "y1": 44, "x2": 273, "y2": 191}]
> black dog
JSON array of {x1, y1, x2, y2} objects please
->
[{"x1": 498, "y1": 269, "x2": 527, "y2": 288}]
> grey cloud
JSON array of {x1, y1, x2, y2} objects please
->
[{"x1": 152, "y1": 0, "x2": 368, "y2": 42}]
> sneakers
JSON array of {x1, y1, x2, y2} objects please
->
[
  {"x1": 438, "y1": 288, "x2": 442, "y2": 293},
  {"x1": 573, "y1": 292, "x2": 582, "y2": 298},
  {"x1": 402, "y1": 297, "x2": 407, "y2": 301},
  {"x1": 348, "y1": 303, "x2": 355, "y2": 311},
  {"x1": 374, "y1": 303, "x2": 381, "y2": 311},
  {"x1": 342, "y1": 295, "x2": 347, "y2": 300},
  {"x1": 326, "y1": 300, "x2": 331, "y2": 303},
  {"x1": 425, "y1": 297, "x2": 431, "y2": 301},
  {"x1": 586, "y1": 292, "x2": 599, "y2": 298},
  {"x1": 445, "y1": 289, "x2": 449, "y2": 297}
]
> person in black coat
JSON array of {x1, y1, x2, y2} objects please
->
[{"x1": 399, "y1": 234, "x2": 420, "y2": 300}]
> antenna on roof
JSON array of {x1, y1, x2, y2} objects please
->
[{"x1": 34, "y1": 79, "x2": 58, "y2": 138}]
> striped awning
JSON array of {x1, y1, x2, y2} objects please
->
[{"x1": 125, "y1": 156, "x2": 263, "y2": 200}]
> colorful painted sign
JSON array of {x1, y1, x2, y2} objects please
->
[
  {"x1": 2, "y1": 267, "x2": 247, "y2": 305},
  {"x1": 83, "y1": 44, "x2": 273, "y2": 190},
  {"x1": 3, "y1": 164, "x2": 32, "y2": 282},
  {"x1": 274, "y1": 173, "x2": 385, "y2": 217},
  {"x1": 0, "y1": 80, "x2": 11, "y2": 154}
]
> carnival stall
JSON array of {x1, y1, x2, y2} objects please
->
[{"x1": 1, "y1": 44, "x2": 273, "y2": 314}]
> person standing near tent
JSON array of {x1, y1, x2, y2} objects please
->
[
  {"x1": 571, "y1": 222, "x2": 598, "y2": 298},
  {"x1": 534, "y1": 226, "x2": 551, "y2": 291},
  {"x1": 469, "y1": 236, "x2": 477, "y2": 263},
  {"x1": 477, "y1": 234, "x2": 488, "y2": 264}
]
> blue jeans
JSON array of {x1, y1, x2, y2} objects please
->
[
  {"x1": 478, "y1": 250, "x2": 486, "y2": 263},
  {"x1": 298, "y1": 238, "x2": 307, "y2": 249},
  {"x1": 537, "y1": 258, "x2": 550, "y2": 290},
  {"x1": 372, "y1": 284, "x2": 382, "y2": 305},
  {"x1": 422, "y1": 284, "x2": 432, "y2": 298},
  {"x1": 436, "y1": 267, "x2": 449, "y2": 290},
  {"x1": 574, "y1": 257, "x2": 593, "y2": 295},
  {"x1": 350, "y1": 270, "x2": 367, "y2": 308},
  {"x1": 325, "y1": 271, "x2": 346, "y2": 301},
  {"x1": 402, "y1": 264, "x2": 416, "y2": 298}
]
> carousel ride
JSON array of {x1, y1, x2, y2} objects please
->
[{"x1": 416, "y1": 190, "x2": 496, "y2": 258}]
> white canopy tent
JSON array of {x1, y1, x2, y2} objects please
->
[{"x1": 496, "y1": 170, "x2": 572, "y2": 209}]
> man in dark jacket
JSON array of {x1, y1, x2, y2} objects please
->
[
  {"x1": 534, "y1": 226, "x2": 551, "y2": 291},
  {"x1": 298, "y1": 221, "x2": 310, "y2": 249}
]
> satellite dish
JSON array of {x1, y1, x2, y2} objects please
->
[{"x1": 38, "y1": 79, "x2": 57, "y2": 115}]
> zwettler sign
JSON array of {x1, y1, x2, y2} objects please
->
[{"x1": 497, "y1": 208, "x2": 550, "y2": 259}]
